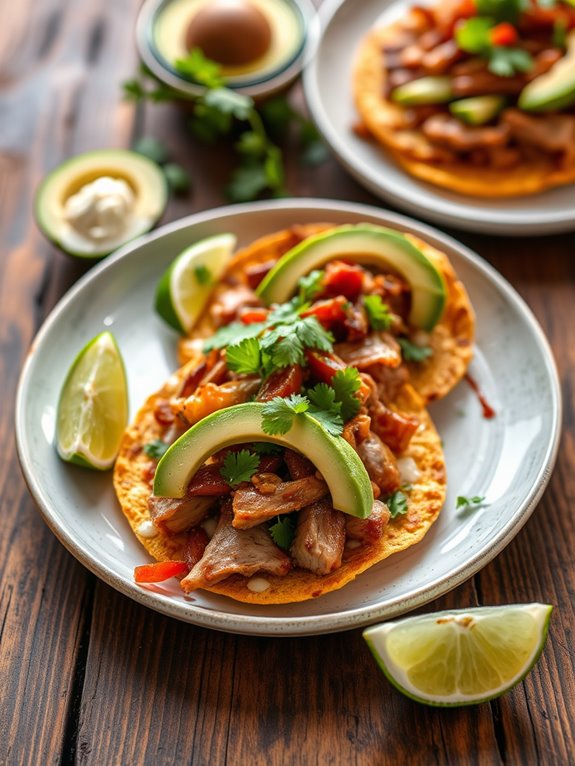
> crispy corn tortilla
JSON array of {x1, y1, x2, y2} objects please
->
[
  {"x1": 113, "y1": 368, "x2": 446, "y2": 604},
  {"x1": 178, "y1": 224, "x2": 474, "y2": 403},
  {"x1": 353, "y1": 24, "x2": 575, "y2": 197}
]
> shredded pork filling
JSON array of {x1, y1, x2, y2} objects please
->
[
  {"x1": 380, "y1": 4, "x2": 575, "y2": 167},
  {"x1": 144, "y1": 257, "x2": 424, "y2": 590}
]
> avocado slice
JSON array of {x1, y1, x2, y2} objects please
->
[
  {"x1": 391, "y1": 76, "x2": 454, "y2": 106},
  {"x1": 153, "y1": 402, "x2": 374, "y2": 519},
  {"x1": 35, "y1": 149, "x2": 168, "y2": 259},
  {"x1": 519, "y1": 32, "x2": 575, "y2": 111},
  {"x1": 256, "y1": 224, "x2": 447, "y2": 331},
  {"x1": 449, "y1": 96, "x2": 506, "y2": 125}
]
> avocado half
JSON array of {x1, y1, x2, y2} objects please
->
[
  {"x1": 153, "y1": 402, "x2": 374, "y2": 519},
  {"x1": 256, "y1": 224, "x2": 447, "y2": 331},
  {"x1": 35, "y1": 149, "x2": 168, "y2": 259}
]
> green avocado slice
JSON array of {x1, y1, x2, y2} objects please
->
[
  {"x1": 519, "y1": 32, "x2": 575, "y2": 111},
  {"x1": 391, "y1": 76, "x2": 454, "y2": 106},
  {"x1": 449, "y1": 96, "x2": 506, "y2": 125},
  {"x1": 153, "y1": 402, "x2": 374, "y2": 519},
  {"x1": 256, "y1": 224, "x2": 447, "y2": 331},
  {"x1": 35, "y1": 149, "x2": 168, "y2": 259}
]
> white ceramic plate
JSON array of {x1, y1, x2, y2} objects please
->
[
  {"x1": 16, "y1": 200, "x2": 561, "y2": 636},
  {"x1": 304, "y1": 0, "x2": 575, "y2": 236}
]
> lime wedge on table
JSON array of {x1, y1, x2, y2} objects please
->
[
  {"x1": 363, "y1": 604, "x2": 552, "y2": 707},
  {"x1": 155, "y1": 233, "x2": 237, "y2": 333},
  {"x1": 56, "y1": 331, "x2": 128, "y2": 470}
]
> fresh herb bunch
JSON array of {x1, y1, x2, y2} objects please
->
[{"x1": 122, "y1": 50, "x2": 328, "y2": 202}]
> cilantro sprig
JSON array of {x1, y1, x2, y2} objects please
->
[
  {"x1": 143, "y1": 440, "x2": 170, "y2": 459},
  {"x1": 268, "y1": 515, "x2": 296, "y2": 550},
  {"x1": 363, "y1": 295, "x2": 393, "y2": 331},
  {"x1": 456, "y1": 495, "x2": 486, "y2": 509},
  {"x1": 398, "y1": 338, "x2": 433, "y2": 363},
  {"x1": 388, "y1": 490, "x2": 409, "y2": 518},
  {"x1": 220, "y1": 450, "x2": 260, "y2": 487},
  {"x1": 122, "y1": 51, "x2": 327, "y2": 202},
  {"x1": 455, "y1": 15, "x2": 533, "y2": 77}
]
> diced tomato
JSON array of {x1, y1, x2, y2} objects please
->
[
  {"x1": 187, "y1": 464, "x2": 231, "y2": 496},
  {"x1": 301, "y1": 296, "x2": 348, "y2": 328},
  {"x1": 245, "y1": 260, "x2": 276, "y2": 289},
  {"x1": 257, "y1": 364, "x2": 303, "y2": 401},
  {"x1": 305, "y1": 350, "x2": 347, "y2": 383},
  {"x1": 239, "y1": 307, "x2": 269, "y2": 324},
  {"x1": 184, "y1": 528, "x2": 209, "y2": 568},
  {"x1": 489, "y1": 22, "x2": 518, "y2": 46},
  {"x1": 455, "y1": 0, "x2": 476, "y2": 19},
  {"x1": 134, "y1": 561, "x2": 189, "y2": 583},
  {"x1": 322, "y1": 262, "x2": 364, "y2": 301}
]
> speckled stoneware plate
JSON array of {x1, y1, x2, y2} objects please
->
[
  {"x1": 16, "y1": 200, "x2": 561, "y2": 636},
  {"x1": 304, "y1": 0, "x2": 575, "y2": 236}
]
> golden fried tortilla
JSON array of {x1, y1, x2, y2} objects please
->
[
  {"x1": 353, "y1": 24, "x2": 575, "y2": 197},
  {"x1": 113, "y1": 368, "x2": 446, "y2": 604},
  {"x1": 178, "y1": 224, "x2": 474, "y2": 404}
]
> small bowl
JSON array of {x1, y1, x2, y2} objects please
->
[{"x1": 136, "y1": 0, "x2": 318, "y2": 100}]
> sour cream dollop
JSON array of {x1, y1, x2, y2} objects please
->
[{"x1": 63, "y1": 177, "x2": 135, "y2": 242}]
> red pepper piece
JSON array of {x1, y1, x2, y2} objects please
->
[
  {"x1": 322, "y1": 261, "x2": 364, "y2": 300},
  {"x1": 134, "y1": 561, "x2": 189, "y2": 583},
  {"x1": 257, "y1": 364, "x2": 303, "y2": 401},
  {"x1": 301, "y1": 296, "x2": 348, "y2": 328},
  {"x1": 305, "y1": 350, "x2": 347, "y2": 383},
  {"x1": 184, "y1": 527, "x2": 209, "y2": 568},
  {"x1": 187, "y1": 464, "x2": 231, "y2": 496},
  {"x1": 489, "y1": 22, "x2": 518, "y2": 46},
  {"x1": 239, "y1": 307, "x2": 269, "y2": 324}
]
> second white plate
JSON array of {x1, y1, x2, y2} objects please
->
[{"x1": 304, "y1": 0, "x2": 575, "y2": 235}]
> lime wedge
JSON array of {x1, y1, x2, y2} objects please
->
[
  {"x1": 56, "y1": 331, "x2": 129, "y2": 470},
  {"x1": 154, "y1": 233, "x2": 237, "y2": 333},
  {"x1": 363, "y1": 604, "x2": 552, "y2": 706}
]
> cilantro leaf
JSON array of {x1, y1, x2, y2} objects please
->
[
  {"x1": 331, "y1": 368, "x2": 362, "y2": 421},
  {"x1": 363, "y1": 295, "x2": 393, "y2": 331},
  {"x1": 226, "y1": 163, "x2": 269, "y2": 202},
  {"x1": 143, "y1": 440, "x2": 170, "y2": 459},
  {"x1": 163, "y1": 163, "x2": 192, "y2": 195},
  {"x1": 398, "y1": 338, "x2": 433, "y2": 363},
  {"x1": 220, "y1": 450, "x2": 260, "y2": 487},
  {"x1": 194, "y1": 265, "x2": 212, "y2": 285},
  {"x1": 267, "y1": 298, "x2": 303, "y2": 326},
  {"x1": 261, "y1": 394, "x2": 309, "y2": 435},
  {"x1": 133, "y1": 136, "x2": 169, "y2": 165},
  {"x1": 298, "y1": 270, "x2": 325, "y2": 303},
  {"x1": 296, "y1": 316, "x2": 334, "y2": 353},
  {"x1": 307, "y1": 383, "x2": 344, "y2": 436},
  {"x1": 204, "y1": 88, "x2": 254, "y2": 120},
  {"x1": 203, "y1": 321, "x2": 265, "y2": 351},
  {"x1": 174, "y1": 48, "x2": 225, "y2": 88},
  {"x1": 388, "y1": 490, "x2": 408, "y2": 519},
  {"x1": 268, "y1": 515, "x2": 296, "y2": 550},
  {"x1": 226, "y1": 337, "x2": 262, "y2": 375},
  {"x1": 456, "y1": 495, "x2": 486, "y2": 509},
  {"x1": 251, "y1": 442, "x2": 283, "y2": 456},
  {"x1": 271, "y1": 334, "x2": 305, "y2": 367},
  {"x1": 488, "y1": 47, "x2": 533, "y2": 77}
]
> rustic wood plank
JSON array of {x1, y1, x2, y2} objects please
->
[{"x1": 0, "y1": 0, "x2": 143, "y2": 762}]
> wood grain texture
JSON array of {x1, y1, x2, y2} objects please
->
[{"x1": 1, "y1": 0, "x2": 574, "y2": 764}]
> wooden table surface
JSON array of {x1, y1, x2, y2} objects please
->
[{"x1": 2, "y1": 1, "x2": 574, "y2": 763}]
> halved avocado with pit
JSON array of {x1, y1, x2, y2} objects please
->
[
  {"x1": 153, "y1": 402, "x2": 374, "y2": 519},
  {"x1": 35, "y1": 148, "x2": 168, "y2": 259},
  {"x1": 256, "y1": 224, "x2": 447, "y2": 331}
]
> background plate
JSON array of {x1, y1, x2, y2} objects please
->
[
  {"x1": 16, "y1": 200, "x2": 561, "y2": 636},
  {"x1": 304, "y1": 0, "x2": 575, "y2": 236}
]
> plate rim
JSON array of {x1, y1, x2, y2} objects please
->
[
  {"x1": 16, "y1": 198, "x2": 562, "y2": 636},
  {"x1": 303, "y1": 0, "x2": 575, "y2": 236}
]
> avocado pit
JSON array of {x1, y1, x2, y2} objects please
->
[{"x1": 184, "y1": 0, "x2": 272, "y2": 67}]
